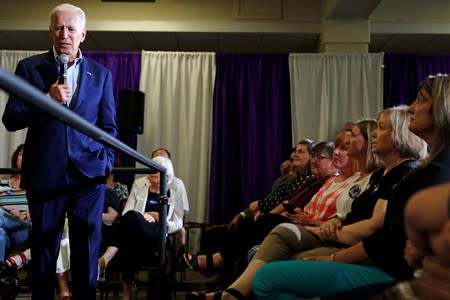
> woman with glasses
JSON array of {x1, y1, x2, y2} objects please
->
[{"x1": 252, "y1": 74, "x2": 450, "y2": 300}]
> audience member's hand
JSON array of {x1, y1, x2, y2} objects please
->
[
  {"x1": 288, "y1": 208, "x2": 310, "y2": 225},
  {"x1": 319, "y1": 218, "x2": 342, "y2": 241},
  {"x1": 102, "y1": 213, "x2": 115, "y2": 226},
  {"x1": 7, "y1": 207, "x2": 21, "y2": 219},
  {"x1": 143, "y1": 212, "x2": 156, "y2": 223},
  {"x1": 148, "y1": 211, "x2": 159, "y2": 223},
  {"x1": 49, "y1": 79, "x2": 72, "y2": 104},
  {"x1": 249, "y1": 200, "x2": 259, "y2": 212}
]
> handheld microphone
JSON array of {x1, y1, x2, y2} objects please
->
[{"x1": 57, "y1": 54, "x2": 69, "y2": 85}]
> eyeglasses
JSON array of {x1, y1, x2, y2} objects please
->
[{"x1": 311, "y1": 154, "x2": 329, "y2": 160}]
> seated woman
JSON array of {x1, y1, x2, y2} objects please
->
[
  {"x1": 0, "y1": 144, "x2": 31, "y2": 262},
  {"x1": 187, "y1": 119, "x2": 383, "y2": 299},
  {"x1": 183, "y1": 139, "x2": 315, "y2": 274},
  {"x1": 319, "y1": 181, "x2": 450, "y2": 300},
  {"x1": 98, "y1": 156, "x2": 186, "y2": 300},
  {"x1": 252, "y1": 74, "x2": 450, "y2": 299},
  {"x1": 228, "y1": 139, "x2": 315, "y2": 227}
]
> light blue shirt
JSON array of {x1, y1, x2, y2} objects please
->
[{"x1": 52, "y1": 47, "x2": 83, "y2": 107}]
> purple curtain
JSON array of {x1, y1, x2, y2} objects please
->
[
  {"x1": 384, "y1": 54, "x2": 450, "y2": 107},
  {"x1": 84, "y1": 51, "x2": 141, "y2": 187},
  {"x1": 209, "y1": 53, "x2": 292, "y2": 224}
]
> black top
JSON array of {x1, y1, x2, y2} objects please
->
[
  {"x1": 145, "y1": 192, "x2": 160, "y2": 213},
  {"x1": 104, "y1": 187, "x2": 121, "y2": 213},
  {"x1": 363, "y1": 146, "x2": 450, "y2": 280},
  {"x1": 344, "y1": 160, "x2": 419, "y2": 226}
]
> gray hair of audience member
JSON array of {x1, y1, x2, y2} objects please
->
[
  {"x1": 311, "y1": 141, "x2": 334, "y2": 159},
  {"x1": 418, "y1": 74, "x2": 450, "y2": 155},
  {"x1": 151, "y1": 156, "x2": 174, "y2": 184},
  {"x1": 354, "y1": 119, "x2": 383, "y2": 172},
  {"x1": 49, "y1": 3, "x2": 87, "y2": 30},
  {"x1": 377, "y1": 106, "x2": 428, "y2": 160}
]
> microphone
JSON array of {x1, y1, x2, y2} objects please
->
[{"x1": 57, "y1": 54, "x2": 69, "y2": 85}]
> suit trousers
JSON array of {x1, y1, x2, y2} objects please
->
[{"x1": 27, "y1": 164, "x2": 105, "y2": 300}]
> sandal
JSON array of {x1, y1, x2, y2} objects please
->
[
  {"x1": 183, "y1": 253, "x2": 214, "y2": 271},
  {"x1": 185, "y1": 290, "x2": 222, "y2": 300}
]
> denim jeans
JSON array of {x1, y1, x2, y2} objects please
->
[{"x1": 0, "y1": 208, "x2": 32, "y2": 260}]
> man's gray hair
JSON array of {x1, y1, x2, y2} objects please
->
[{"x1": 49, "y1": 3, "x2": 86, "y2": 29}]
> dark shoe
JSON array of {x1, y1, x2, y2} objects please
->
[
  {"x1": 0, "y1": 262, "x2": 18, "y2": 300},
  {"x1": 183, "y1": 253, "x2": 200, "y2": 270}
]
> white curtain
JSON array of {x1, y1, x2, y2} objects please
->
[
  {"x1": 138, "y1": 51, "x2": 216, "y2": 223},
  {"x1": 289, "y1": 53, "x2": 384, "y2": 143},
  {"x1": 0, "y1": 50, "x2": 44, "y2": 169}
]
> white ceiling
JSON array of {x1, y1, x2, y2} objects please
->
[{"x1": 1, "y1": 0, "x2": 450, "y2": 54}]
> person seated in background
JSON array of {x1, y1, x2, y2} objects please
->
[
  {"x1": 251, "y1": 73, "x2": 450, "y2": 300},
  {"x1": 98, "y1": 156, "x2": 186, "y2": 299},
  {"x1": 183, "y1": 139, "x2": 315, "y2": 278},
  {"x1": 0, "y1": 144, "x2": 31, "y2": 262},
  {"x1": 231, "y1": 139, "x2": 315, "y2": 226},
  {"x1": 150, "y1": 148, "x2": 189, "y2": 257},
  {"x1": 0, "y1": 144, "x2": 24, "y2": 191},
  {"x1": 106, "y1": 159, "x2": 129, "y2": 206}
]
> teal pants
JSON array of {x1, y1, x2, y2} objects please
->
[{"x1": 253, "y1": 260, "x2": 395, "y2": 300}]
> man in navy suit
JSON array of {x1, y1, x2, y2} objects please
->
[{"x1": 2, "y1": 3, "x2": 117, "y2": 299}]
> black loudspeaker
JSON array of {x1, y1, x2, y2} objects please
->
[{"x1": 118, "y1": 89, "x2": 145, "y2": 134}]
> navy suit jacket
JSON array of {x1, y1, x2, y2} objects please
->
[{"x1": 2, "y1": 51, "x2": 118, "y2": 196}]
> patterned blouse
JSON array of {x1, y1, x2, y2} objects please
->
[
  {"x1": 258, "y1": 171, "x2": 314, "y2": 213},
  {"x1": 113, "y1": 182, "x2": 129, "y2": 202}
]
